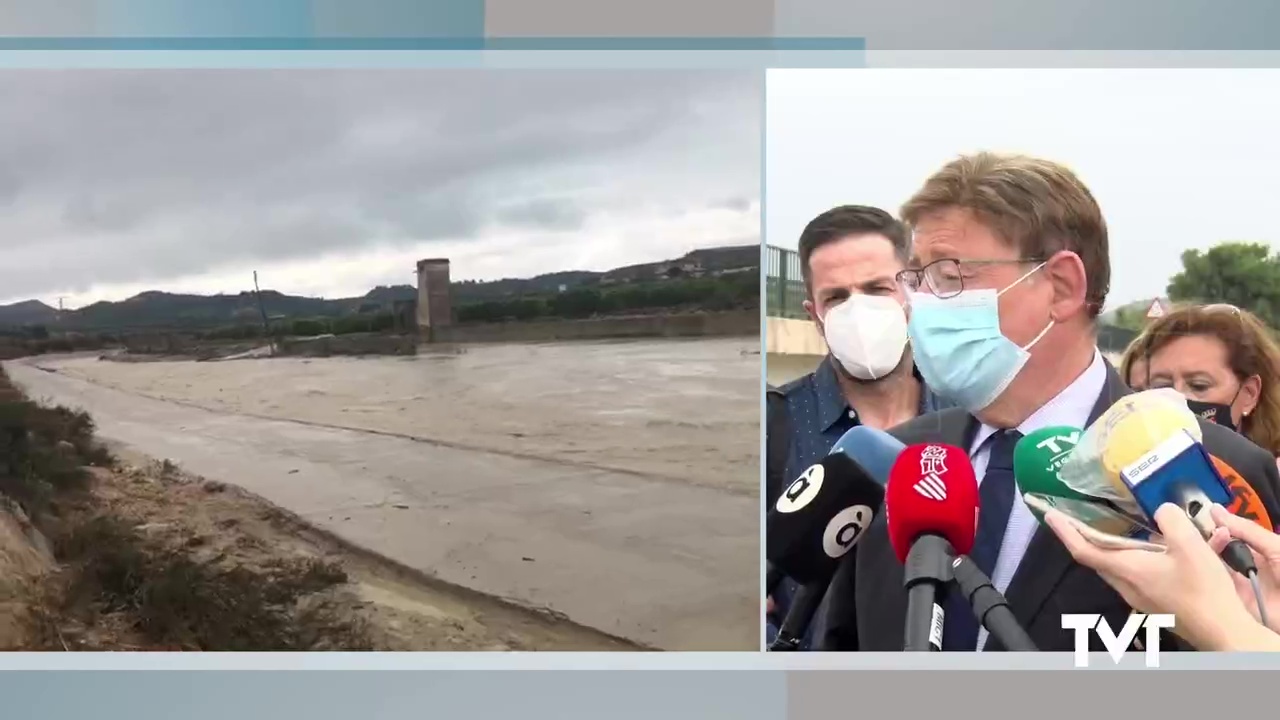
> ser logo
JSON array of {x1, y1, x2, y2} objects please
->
[
  {"x1": 1062, "y1": 613, "x2": 1174, "y2": 668},
  {"x1": 776, "y1": 463, "x2": 824, "y2": 514}
]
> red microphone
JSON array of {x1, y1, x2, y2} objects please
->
[{"x1": 885, "y1": 443, "x2": 979, "y2": 651}]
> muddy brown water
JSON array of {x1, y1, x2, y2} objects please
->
[{"x1": 8, "y1": 337, "x2": 762, "y2": 650}]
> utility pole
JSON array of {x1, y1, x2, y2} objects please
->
[{"x1": 253, "y1": 271, "x2": 274, "y2": 355}]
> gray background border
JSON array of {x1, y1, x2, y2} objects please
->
[{"x1": 0, "y1": 1, "x2": 1272, "y2": 718}]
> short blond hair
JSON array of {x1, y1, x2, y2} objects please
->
[{"x1": 901, "y1": 152, "x2": 1111, "y2": 318}]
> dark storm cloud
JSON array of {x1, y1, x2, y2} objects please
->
[
  {"x1": 0, "y1": 70, "x2": 760, "y2": 299},
  {"x1": 714, "y1": 196, "x2": 756, "y2": 213},
  {"x1": 495, "y1": 198, "x2": 587, "y2": 232}
]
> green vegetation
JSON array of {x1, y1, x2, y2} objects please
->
[
  {"x1": 764, "y1": 276, "x2": 807, "y2": 320},
  {"x1": 198, "y1": 311, "x2": 402, "y2": 342},
  {"x1": 196, "y1": 273, "x2": 756, "y2": 336},
  {"x1": 44, "y1": 518, "x2": 370, "y2": 651},
  {"x1": 0, "y1": 328, "x2": 119, "y2": 360},
  {"x1": 0, "y1": 367, "x2": 371, "y2": 651},
  {"x1": 456, "y1": 272, "x2": 758, "y2": 324},
  {"x1": 0, "y1": 380, "x2": 109, "y2": 517},
  {"x1": 1166, "y1": 241, "x2": 1280, "y2": 327},
  {"x1": 1106, "y1": 303, "x2": 1151, "y2": 332}
]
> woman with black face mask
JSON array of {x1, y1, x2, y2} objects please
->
[{"x1": 1120, "y1": 303, "x2": 1280, "y2": 460}]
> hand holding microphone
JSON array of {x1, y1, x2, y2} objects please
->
[
  {"x1": 1045, "y1": 503, "x2": 1280, "y2": 651},
  {"x1": 1206, "y1": 505, "x2": 1280, "y2": 634},
  {"x1": 1057, "y1": 389, "x2": 1261, "y2": 577}
]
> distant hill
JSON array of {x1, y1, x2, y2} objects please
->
[
  {"x1": 20, "y1": 244, "x2": 760, "y2": 332},
  {"x1": 0, "y1": 300, "x2": 58, "y2": 327},
  {"x1": 65, "y1": 290, "x2": 338, "y2": 331}
]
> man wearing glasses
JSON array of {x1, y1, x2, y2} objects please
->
[{"x1": 819, "y1": 152, "x2": 1280, "y2": 652}]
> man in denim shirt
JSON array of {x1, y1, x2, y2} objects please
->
[{"x1": 766, "y1": 205, "x2": 952, "y2": 649}]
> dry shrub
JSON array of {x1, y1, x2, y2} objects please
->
[{"x1": 46, "y1": 515, "x2": 372, "y2": 651}]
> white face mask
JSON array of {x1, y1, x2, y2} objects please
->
[{"x1": 821, "y1": 294, "x2": 910, "y2": 381}]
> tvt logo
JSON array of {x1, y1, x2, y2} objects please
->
[{"x1": 1062, "y1": 613, "x2": 1175, "y2": 667}]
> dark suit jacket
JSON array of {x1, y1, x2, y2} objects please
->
[{"x1": 819, "y1": 359, "x2": 1280, "y2": 651}]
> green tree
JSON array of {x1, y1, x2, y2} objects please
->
[
  {"x1": 1166, "y1": 242, "x2": 1280, "y2": 325},
  {"x1": 1109, "y1": 306, "x2": 1147, "y2": 332},
  {"x1": 290, "y1": 318, "x2": 329, "y2": 337}
]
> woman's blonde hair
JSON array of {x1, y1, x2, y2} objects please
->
[{"x1": 1121, "y1": 304, "x2": 1280, "y2": 456}]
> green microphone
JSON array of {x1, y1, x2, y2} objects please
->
[{"x1": 1013, "y1": 426, "x2": 1153, "y2": 538}]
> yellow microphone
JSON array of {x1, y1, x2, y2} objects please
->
[{"x1": 1059, "y1": 389, "x2": 1201, "y2": 516}]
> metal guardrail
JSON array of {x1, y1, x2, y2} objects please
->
[{"x1": 765, "y1": 245, "x2": 807, "y2": 319}]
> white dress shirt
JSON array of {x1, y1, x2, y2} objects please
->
[{"x1": 969, "y1": 348, "x2": 1107, "y2": 650}]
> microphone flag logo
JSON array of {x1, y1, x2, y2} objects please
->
[
  {"x1": 914, "y1": 445, "x2": 949, "y2": 499},
  {"x1": 913, "y1": 473, "x2": 947, "y2": 501},
  {"x1": 919, "y1": 445, "x2": 949, "y2": 476}
]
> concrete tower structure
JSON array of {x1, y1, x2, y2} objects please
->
[{"x1": 415, "y1": 258, "x2": 453, "y2": 342}]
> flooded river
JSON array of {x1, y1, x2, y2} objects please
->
[{"x1": 9, "y1": 337, "x2": 762, "y2": 650}]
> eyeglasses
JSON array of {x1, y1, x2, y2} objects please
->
[
  {"x1": 894, "y1": 257, "x2": 1047, "y2": 299},
  {"x1": 1202, "y1": 303, "x2": 1243, "y2": 317}
]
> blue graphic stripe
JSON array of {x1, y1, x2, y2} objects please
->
[{"x1": 0, "y1": 37, "x2": 866, "y2": 51}]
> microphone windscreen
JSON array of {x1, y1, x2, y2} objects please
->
[
  {"x1": 1013, "y1": 426, "x2": 1088, "y2": 500},
  {"x1": 1013, "y1": 426, "x2": 1153, "y2": 536},
  {"x1": 1209, "y1": 454, "x2": 1275, "y2": 531},
  {"x1": 885, "y1": 443, "x2": 979, "y2": 564},
  {"x1": 1098, "y1": 391, "x2": 1202, "y2": 499},
  {"x1": 766, "y1": 453, "x2": 886, "y2": 585},
  {"x1": 829, "y1": 425, "x2": 906, "y2": 486}
]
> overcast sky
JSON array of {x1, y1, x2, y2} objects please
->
[
  {"x1": 0, "y1": 70, "x2": 760, "y2": 309},
  {"x1": 766, "y1": 68, "x2": 1280, "y2": 311}
]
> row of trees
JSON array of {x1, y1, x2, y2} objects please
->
[
  {"x1": 189, "y1": 274, "x2": 758, "y2": 339},
  {"x1": 0, "y1": 271, "x2": 761, "y2": 356},
  {"x1": 198, "y1": 312, "x2": 401, "y2": 342},
  {"x1": 1101, "y1": 242, "x2": 1279, "y2": 332},
  {"x1": 456, "y1": 273, "x2": 758, "y2": 324}
]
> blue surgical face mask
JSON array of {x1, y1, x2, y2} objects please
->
[{"x1": 906, "y1": 263, "x2": 1052, "y2": 413}]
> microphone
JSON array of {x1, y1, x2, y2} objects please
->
[
  {"x1": 1209, "y1": 454, "x2": 1275, "y2": 532},
  {"x1": 830, "y1": 425, "x2": 904, "y2": 485},
  {"x1": 766, "y1": 563, "x2": 784, "y2": 596},
  {"x1": 1057, "y1": 389, "x2": 1201, "y2": 516},
  {"x1": 766, "y1": 426, "x2": 904, "y2": 651},
  {"x1": 1070, "y1": 389, "x2": 1259, "y2": 573},
  {"x1": 949, "y1": 555, "x2": 1038, "y2": 651},
  {"x1": 1013, "y1": 426, "x2": 1154, "y2": 539},
  {"x1": 1114, "y1": 428, "x2": 1258, "y2": 576},
  {"x1": 767, "y1": 453, "x2": 886, "y2": 586},
  {"x1": 886, "y1": 443, "x2": 979, "y2": 652},
  {"x1": 1063, "y1": 390, "x2": 1259, "y2": 577}
]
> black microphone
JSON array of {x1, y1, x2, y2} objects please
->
[
  {"x1": 766, "y1": 453, "x2": 885, "y2": 587},
  {"x1": 949, "y1": 555, "x2": 1038, "y2": 651},
  {"x1": 766, "y1": 452, "x2": 886, "y2": 651},
  {"x1": 770, "y1": 584, "x2": 826, "y2": 651},
  {"x1": 766, "y1": 563, "x2": 784, "y2": 596}
]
